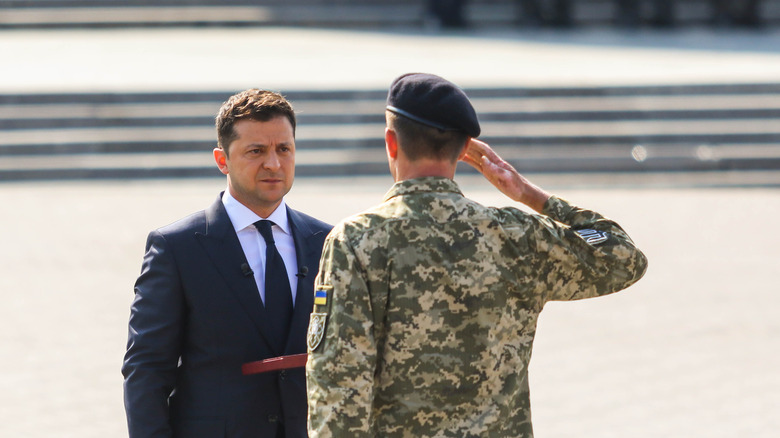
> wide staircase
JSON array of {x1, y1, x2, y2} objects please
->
[
  {"x1": 2, "y1": 1, "x2": 780, "y2": 183},
  {"x1": 1, "y1": 1, "x2": 779, "y2": 28},
  {"x1": 2, "y1": 84, "x2": 780, "y2": 181}
]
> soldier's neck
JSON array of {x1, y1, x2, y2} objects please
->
[{"x1": 393, "y1": 159, "x2": 456, "y2": 182}]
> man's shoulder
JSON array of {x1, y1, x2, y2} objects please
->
[
  {"x1": 334, "y1": 194, "x2": 541, "y2": 245},
  {"x1": 344, "y1": 193, "x2": 527, "y2": 225},
  {"x1": 288, "y1": 207, "x2": 333, "y2": 235},
  {"x1": 335, "y1": 202, "x2": 396, "y2": 234},
  {"x1": 151, "y1": 194, "x2": 230, "y2": 238},
  {"x1": 154, "y1": 209, "x2": 208, "y2": 237},
  {"x1": 153, "y1": 195, "x2": 223, "y2": 237}
]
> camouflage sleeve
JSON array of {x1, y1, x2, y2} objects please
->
[
  {"x1": 306, "y1": 227, "x2": 376, "y2": 438},
  {"x1": 524, "y1": 195, "x2": 648, "y2": 302}
]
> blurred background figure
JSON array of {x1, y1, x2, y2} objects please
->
[
  {"x1": 517, "y1": 0, "x2": 573, "y2": 28},
  {"x1": 711, "y1": 0, "x2": 762, "y2": 27},
  {"x1": 427, "y1": 0, "x2": 469, "y2": 28},
  {"x1": 615, "y1": 0, "x2": 675, "y2": 28}
]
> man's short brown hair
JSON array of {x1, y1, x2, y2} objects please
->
[
  {"x1": 215, "y1": 89, "x2": 296, "y2": 156},
  {"x1": 386, "y1": 111, "x2": 468, "y2": 163}
]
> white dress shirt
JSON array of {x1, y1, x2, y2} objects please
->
[{"x1": 221, "y1": 190, "x2": 299, "y2": 307}]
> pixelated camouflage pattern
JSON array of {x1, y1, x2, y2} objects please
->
[{"x1": 307, "y1": 176, "x2": 647, "y2": 438}]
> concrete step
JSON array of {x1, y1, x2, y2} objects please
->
[
  {"x1": 3, "y1": 83, "x2": 780, "y2": 180},
  {"x1": 6, "y1": 94, "x2": 780, "y2": 130},
  {"x1": 2, "y1": 141, "x2": 779, "y2": 181},
  {"x1": 4, "y1": 84, "x2": 780, "y2": 130},
  {"x1": 3, "y1": 118, "x2": 780, "y2": 150}
]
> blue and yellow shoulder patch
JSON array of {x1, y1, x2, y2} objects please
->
[
  {"x1": 314, "y1": 289, "x2": 328, "y2": 306},
  {"x1": 308, "y1": 285, "x2": 332, "y2": 352}
]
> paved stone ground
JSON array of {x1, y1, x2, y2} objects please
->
[{"x1": 0, "y1": 174, "x2": 778, "y2": 437}]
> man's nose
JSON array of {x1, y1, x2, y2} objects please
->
[{"x1": 263, "y1": 151, "x2": 281, "y2": 170}]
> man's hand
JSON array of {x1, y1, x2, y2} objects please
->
[{"x1": 460, "y1": 139, "x2": 551, "y2": 213}]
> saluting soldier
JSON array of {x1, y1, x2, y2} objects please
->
[{"x1": 306, "y1": 73, "x2": 648, "y2": 437}]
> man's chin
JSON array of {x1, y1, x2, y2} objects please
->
[{"x1": 255, "y1": 189, "x2": 287, "y2": 204}]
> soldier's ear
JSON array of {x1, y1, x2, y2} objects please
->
[
  {"x1": 457, "y1": 138, "x2": 471, "y2": 161},
  {"x1": 385, "y1": 128, "x2": 399, "y2": 159}
]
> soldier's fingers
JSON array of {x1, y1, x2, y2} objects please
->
[
  {"x1": 461, "y1": 154, "x2": 483, "y2": 171},
  {"x1": 467, "y1": 139, "x2": 493, "y2": 160},
  {"x1": 471, "y1": 139, "x2": 498, "y2": 159},
  {"x1": 481, "y1": 155, "x2": 505, "y2": 175},
  {"x1": 489, "y1": 149, "x2": 506, "y2": 166},
  {"x1": 482, "y1": 152, "x2": 508, "y2": 170},
  {"x1": 463, "y1": 148, "x2": 485, "y2": 167},
  {"x1": 464, "y1": 140, "x2": 484, "y2": 158}
]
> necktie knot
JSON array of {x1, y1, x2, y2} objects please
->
[{"x1": 255, "y1": 220, "x2": 275, "y2": 245}]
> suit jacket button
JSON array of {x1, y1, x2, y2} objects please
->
[
  {"x1": 268, "y1": 414, "x2": 279, "y2": 423},
  {"x1": 279, "y1": 370, "x2": 287, "y2": 381}
]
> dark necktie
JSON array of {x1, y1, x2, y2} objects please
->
[{"x1": 255, "y1": 220, "x2": 293, "y2": 352}]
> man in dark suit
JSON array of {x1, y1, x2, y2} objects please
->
[{"x1": 122, "y1": 89, "x2": 331, "y2": 438}]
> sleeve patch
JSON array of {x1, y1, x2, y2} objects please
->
[
  {"x1": 575, "y1": 229, "x2": 609, "y2": 245},
  {"x1": 314, "y1": 289, "x2": 328, "y2": 306},
  {"x1": 307, "y1": 312, "x2": 328, "y2": 352}
]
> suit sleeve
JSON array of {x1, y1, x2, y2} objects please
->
[
  {"x1": 122, "y1": 231, "x2": 185, "y2": 438},
  {"x1": 307, "y1": 228, "x2": 376, "y2": 438},
  {"x1": 520, "y1": 196, "x2": 648, "y2": 303}
]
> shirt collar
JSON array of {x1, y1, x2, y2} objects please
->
[
  {"x1": 382, "y1": 176, "x2": 463, "y2": 202},
  {"x1": 221, "y1": 189, "x2": 291, "y2": 236}
]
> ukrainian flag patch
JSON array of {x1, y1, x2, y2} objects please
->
[{"x1": 314, "y1": 289, "x2": 328, "y2": 306}]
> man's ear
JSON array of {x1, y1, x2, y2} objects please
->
[
  {"x1": 214, "y1": 147, "x2": 229, "y2": 175},
  {"x1": 385, "y1": 128, "x2": 398, "y2": 159},
  {"x1": 457, "y1": 138, "x2": 471, "y2": 161}
]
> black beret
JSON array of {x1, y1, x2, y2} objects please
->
[{"x1": 386, "y1": 73, "x2": 480, "y2": 138}]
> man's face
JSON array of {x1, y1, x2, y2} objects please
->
[{"x1": 214, "y1": 116, "x2": 295, "y2": 217}]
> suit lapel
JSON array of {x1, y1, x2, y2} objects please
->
[
  {"x1": 196, "y1": 196, "x2": 277, "y2": 351},
  {"x1": 285, "y1": 207, "x2": 324, "y2": 354}
]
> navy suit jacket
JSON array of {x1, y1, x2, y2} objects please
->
[{"x1": 122, "y1": 195, "x2": 331, "y2": 438}]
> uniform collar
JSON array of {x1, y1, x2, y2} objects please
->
[{"x1": 382, "y1": 176, "x2": 463, "y2": 202}]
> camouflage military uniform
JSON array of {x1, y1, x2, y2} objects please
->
[{"x1": 306, "y1": 176, "x2": 647, "y2": 438}]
